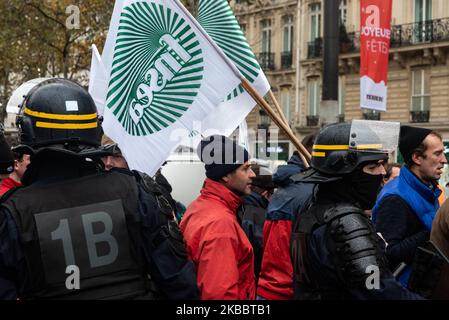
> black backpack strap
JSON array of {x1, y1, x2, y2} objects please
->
[
  {"x1": 132, "y1": 170, "x2": 174, "y2": 218},
  {"x1": 0, "y1": 185, "x2": 22, "y2": 203},
  {"x1": 132, "y1": 170, "x2": 188, "y2": 261}
]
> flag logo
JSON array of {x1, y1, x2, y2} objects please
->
[
  {"x1": 198, "y1": 0, "x2": 260, "y2": 101},
  {"x1": 106, "y1": 2, "x2": 204, "y2": 136}
]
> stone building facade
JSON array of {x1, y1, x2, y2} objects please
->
[{"x1": 232, "y1": 0, "x2": 449, "y2": 159}]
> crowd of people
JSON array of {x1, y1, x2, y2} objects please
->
[{"x1": 1, "y1": 77, "x2": 449, "y2": 300}]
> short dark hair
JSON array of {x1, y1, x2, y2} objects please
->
[
  {"x1": 384, "y1": 163, "x2": 401, "y2": 181},
  {"x1": 250, "y1": 163, "x2": 275, "y2": 193},
  {"x1": 11, "y1": 151, "x2": 26, "y2": 162},
  {"x1": 405, "y1": 131, "x2": 442, "y2": 167}
]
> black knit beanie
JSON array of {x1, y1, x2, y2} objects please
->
[
  {"x1": 197, "y1": 135, "x2": 250, "y2": 181},
  {"x1": 399, "y1": 125, "x2": 432, "y2": 162},
  {"x1": 0, "y1": 133, "x2": 14, "y2": 175}
]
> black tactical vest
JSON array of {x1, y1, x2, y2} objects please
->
[
  {"x1": 290, "y1": 202, "x2": 387, "y2": 299},
  {"x1": 290, "y1": 203, "x2": 332, "y2": 299},
  {"x1": 1, "y1": 171, "x2": 151, "y2": 299}
]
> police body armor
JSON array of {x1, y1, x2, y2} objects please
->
[
  {"x1": 238, "y1": 204, "x2": 266, "y2": 280},
  {"x1": 290, "y1": 202, "x2": 388, "y2": 300},
  {"x1": 1, "y1": 171, "x2": 152, "y2": 299}
]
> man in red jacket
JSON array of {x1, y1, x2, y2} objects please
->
[{"x1": 180, "y1": 135, "x2": 256, "y2": 300}]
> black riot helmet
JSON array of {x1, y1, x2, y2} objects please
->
[
  {"x1": 16, "y1": 78, "x2": 102, "y2": 150},
  {"x1": 292, "y1": 122, "x2": 391, "y2": 183}
]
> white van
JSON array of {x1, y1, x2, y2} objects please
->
[{"x1": 161, "y1": 148, "x2": 206, "y2": 207}]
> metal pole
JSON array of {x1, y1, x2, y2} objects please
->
[{"x1": 321, "y1": 0, "x2": 340, "y2": 125}]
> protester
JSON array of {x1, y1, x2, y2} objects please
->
[
  {"x1": 0, "y1": 131, "x2": 14, "y2": 182},
  {"x1": 373, "y1": 126, "x2": 447, "y2": 286},
  {"x1": 257, "y1": 133, "x2": 316, "y2": 300},
  {"x1": 180, "y1": 135, "x2": 256, "y2": 300},
  {"x1": 290, "y1": 122, "x2": 422, "y2": 299},
  {"x1": 383, "y1": 162, "x2": 401, "y2": 186},
  {"x1": 239, "y1": 164, "x2": 275, "y2": 281},
  {"x1": 100, "y1": 136, "x2": 184, "y2": 223},
  {"x1": 100, "y1": 135, "x2": 128, "y2": 170},
  {"x1": 0, "y1": 148, "x2": 31, "y2": 196},
  {"x1": 0, "y1": 78, "x2": 198, "y2": 300}
]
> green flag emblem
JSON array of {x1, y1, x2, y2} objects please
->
[{"x1": 107, "y1": 2, "x2": 204, "y2": 136}]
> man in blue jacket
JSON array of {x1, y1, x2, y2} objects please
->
[
  {"x1": 373, "y1": 126, "x2": 447, "y2": 286},
  {"x1": 257, "y1": 138, "x2": 316, "y2": 300}
]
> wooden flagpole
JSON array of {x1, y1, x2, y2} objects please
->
[
  {"x1": 241, "y1": 79, "x2": 311, "y2": 167},
  {"x1": 268, "y1": 90, "x2": 291, "y2": 131}
]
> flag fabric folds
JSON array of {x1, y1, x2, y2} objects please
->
[
  {"x1": 94, "y1": 0, "x2": 243, "y2": 175},
  {"x1": 88, "y1": 44, "x2": 108, "y2": 117},
  {"x1": 197, "y1": 0, "x2": 270, "y2": 138}
]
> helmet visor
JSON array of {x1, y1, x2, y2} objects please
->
[{"x1": 349, "y1": 120, "x2": 400, "y2": 154}]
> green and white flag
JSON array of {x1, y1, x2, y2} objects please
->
[
  {"x1": 97, "y1": 0, "x2": 243, "y2": 175},
  {"x1": 197, "y1": 0, "x2": 270, "y2": 137},
  {"x1": 88, "y1": 44, "x2": 108, "y2": 117}
]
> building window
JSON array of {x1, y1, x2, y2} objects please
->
[
  {"x1": 281, "y1": 88, "x2": 291, "y2": 122},
  {"x1": 415, "y1": 0, "x2": 432, "y2": 22},
  {"x1": 338, "y1": 76, "x2": 345, "y2": 122},
  {"x1": 307, "y1": 78, "x2": 320, "y2": 126},
  {"x1": 283, "y1": 16, "x2": 294, "y2": 52},
  {"x1": 260, "y1": 19, "x2": 274, "y2": 70},
  {"x1": 281, "y1": 16, "x2": 294, "y2": 68},
  {"x1": 414, "y1": 0, "x2": 432, "y2": 42},
  {"x1": 362, "y1": 109, "x2": 381, "y2": 120},
  {"x1": 411, "y1": 67, "x2": 430, "y2": 122},
  {"x1": 308, "y1": 79, "x2": 320, "y2": 116},
  {"x1": 309, "y1": 3, "x2": 321, "y2": 41},
  {"x1": 339, "y1": 0, "x2": 347, "y2": 26},
  {"x1": 261, "y1": 19, "x2": 272, "y2": 53}
]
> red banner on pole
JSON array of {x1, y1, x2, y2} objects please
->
[{"x1": 360, "y1": 0, "x2": 392, "y2": 112}]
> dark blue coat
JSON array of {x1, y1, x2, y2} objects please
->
[{"x1": 267, "y1": 154, "x2": 314, "y2": 222}]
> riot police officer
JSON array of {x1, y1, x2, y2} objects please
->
[
  {"x1": 290, "y1": 121, "x2": 422, "y2": 299},
  {"x1": 0, "y1": 78, "x2": 199, "y2": 300}
]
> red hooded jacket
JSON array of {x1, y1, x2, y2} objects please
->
[
  {"x1": 0, "y1": 178, "x2": 21, "y2": 197},
  {"x1": 180, "y1": 178, "x2": 256, "y2": 300}
]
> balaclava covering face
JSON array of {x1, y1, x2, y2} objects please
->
[{"x1": 318, "y1": 163, "x2": 383, "y2": 210}]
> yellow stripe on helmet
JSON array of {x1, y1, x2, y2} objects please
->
[
  {"x1": 356, "y1": 144, "x2": 384, "y2": 150},
  {"x1": 313, "y1": 144, "x2": 350, "y2": 150},
  {"x1": 313, "y1": 144, "x2": 384, "y2": 151},
  {"x1": 312, "y1": 151, "x2": 326, "y2": 157},
  {"x1": 36, "y1": 121, "x2": 98, "y2": 129},
  {"x1": 24, "y1": 107, "x2": 97, "y2": 121}
]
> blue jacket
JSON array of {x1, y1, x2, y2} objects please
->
[
  {"x1": 373, "y1": 166, "x2": 441, "y2": 229},
  {"x1": 372, "y1": 165, "x2": 440, "y2": 285},
  {"x1": 267, "y1": 154, "x2": 314, "y2": 221}
]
